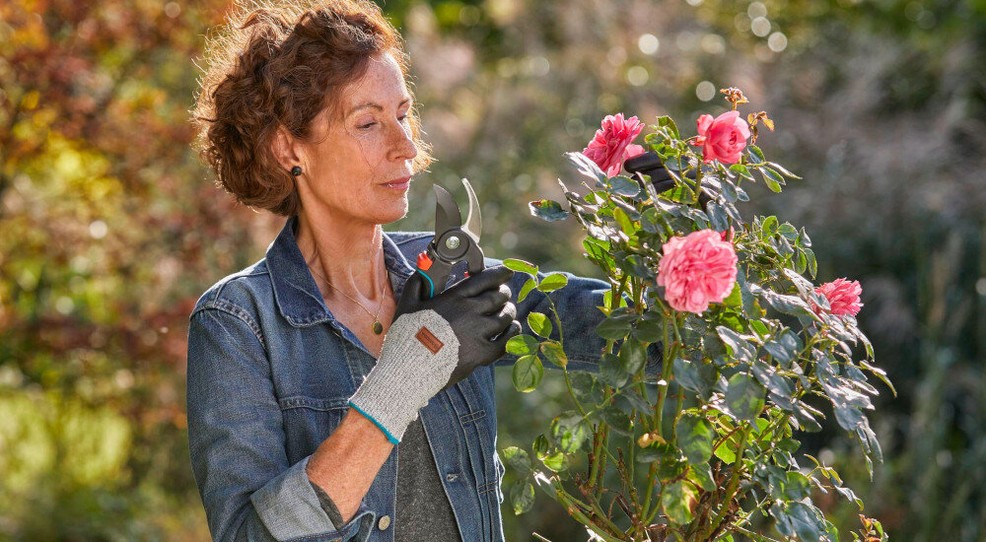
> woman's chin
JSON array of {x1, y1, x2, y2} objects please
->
[{"x1": 376, "y1": 200, "x2": 409, "y2": 225}]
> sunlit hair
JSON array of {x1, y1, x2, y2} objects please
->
[{"x1": 192, "y1": 0, "x2": 432, "y2": 216}]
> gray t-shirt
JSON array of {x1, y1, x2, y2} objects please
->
[{"x1": 311, "y1": 417, "x2": 461, "y2": 541}]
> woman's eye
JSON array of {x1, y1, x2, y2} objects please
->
[{"x1": 357, "y1": 121, "x2": 377, "y2": 130}]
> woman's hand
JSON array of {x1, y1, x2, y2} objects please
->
[
  {"x1": 348, "y1": 265, "x2": 520, "y2": 444},
  {"x1": 396, "y1": 265, "x2": 521, "y2": 388}
]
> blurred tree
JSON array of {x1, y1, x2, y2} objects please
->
[{"x1": 0, "y1": 0, "x2": 278, "y2": 538}]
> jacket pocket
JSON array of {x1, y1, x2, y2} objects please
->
[{"x1": 279, "y1": 396, "x2": 349, "y2": 464}]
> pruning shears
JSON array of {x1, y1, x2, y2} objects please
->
[{"x1": 415, "y1": 178, "x2": 485, "y2": 298}]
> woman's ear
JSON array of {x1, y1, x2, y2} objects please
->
[{"x1": 271, "y1": 126, "x2": 303, "y2": 173}]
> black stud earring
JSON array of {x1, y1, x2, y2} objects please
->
[{"x1": 291, "y1": 166, "x2": 303, "y2": 177}]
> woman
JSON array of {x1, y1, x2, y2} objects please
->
[{"x1": 186, "y1": 1, "x2": 630, "y2": 541}]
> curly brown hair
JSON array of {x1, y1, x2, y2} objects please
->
[{"x1": 192, "y1": 0, "x2": 432, "y2": 216}]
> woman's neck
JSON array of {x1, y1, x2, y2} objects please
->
[{"x1": 294, "y1": 212, "x2": 389, "y2": 300}]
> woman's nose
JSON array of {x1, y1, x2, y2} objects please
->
[{"x1": 388, "y1": 121, "x2": 418, "y2": 162}]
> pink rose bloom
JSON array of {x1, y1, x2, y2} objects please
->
[
  {"x1": 694, "y1": 111, "x2": 751, "y2": 164},
  {"x1": 657, "y1": 229, "x2": 738, "y2": 314},
  {"x1": 814, "y1": 278, "x2": 863, "y2": 316},
  {"x1": 582, "y1": 113, "x2": 646, "y2": 177}
]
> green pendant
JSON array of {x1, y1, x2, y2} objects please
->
[{"x1": 372, "y1": 321, "x2": 383, "y2": 335}]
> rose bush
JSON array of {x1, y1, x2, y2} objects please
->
[{"x1": 504, "y1": 89, "x2": 892, "y2": 542}]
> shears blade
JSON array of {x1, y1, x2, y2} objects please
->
[{"x1": 461, "y1": 178, "x2": 481, "y2": 244}]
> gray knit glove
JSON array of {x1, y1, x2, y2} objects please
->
[{"x1": 348, "y1": 266, "x2": 519, "y2": 443}]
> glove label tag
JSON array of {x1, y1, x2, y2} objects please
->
[{"x1": 415, "y1": 326, "x2": 444, "y2": 354}]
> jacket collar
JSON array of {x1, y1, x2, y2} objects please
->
[{"x1": 266, "y1": 217, "x2": 417, "y2": 327}]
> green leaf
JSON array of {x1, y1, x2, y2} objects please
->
[
  {"x1": 570, "y1": 372, "x2": 604, "y2": 406},
  {"x1": 706, "y1": 200, "x2": 729, "y2": 232},
  {"x1": 772, "y1": 500, "x2": 827, "y2": 542},
  {"x1": 551, "y1": 412, "x2": 590, "y2": 454},
  {"x1": 595, "y1": 314, "x2": 635, "y2": 340},
  {"x1": 657, "y1": 115, "x2": 680, "y2": 139},
  {"x1": 761, "y1": 166, "x2": 786, "y2": 187},
  {"x1": 778, "y1": 222, "x2": 799, "y2": 240},
  {"x1": 762, "y1": 173, "x2": 783, "y2": 193},
  {"x1": 527, "y1": 312, "x2": 553, "y2": 338},
  {"x1": 502, "y1": 446, "x2": 531, "y2": 474},
  {"x1": 503, "y1": 258, "x2": 539, "y2": 277},
  {"x1": 639, "y1": 443, "x2": 688, "y2": 481},
  {"x1": 763, "y1": 338, "x2": 795, "y2": 367},
  {"x1": 725, "y1": 372, "x2": 766, "y2": 422},
  {"x1": 599, "y1": 353, "x2": 629, "y2": 388},
  {"x1": 610, "y1": 176, "x2": 641, "y2": 197},
  {"x1": 714, "y1": 439, "x2": 737, "y2": 464},
  {"x1": 518, "y1": 277, "x2": 537, "y2": 303},
  {"x1": 599, "y1": 406, "x2": 633, "y2": 436},
  {"x1": 752, "y1": 364, "x2": 796, "y2": 410},
  {"x1": 529, "y1": 199, "x2": 571, "y2": 221},
  {"x1": 729, "y1": 163, "x2": 755, "y2": 181},
  {"x1": 633, "y1": 317, "x2": 663, "y2": 342},
  {"x1": 803, "y1": 247, "x2": 818, "y2": 278},
  {"x1": 566, "y1": 151, "x2": 608, "y2": 184},
  {"x1": 540, "y1": 340, "x2": 568, "y2": 368},
  {"x1": 612, "y1": 207, "x2": 634, "y2": 235},
  {"x1": 755, "y1": 287, "x2": 815, "y2": 319},
  {"x1": 509, "y1": 480, "x2": 535, "y2": 515},
  {"x1": 619, "y1": 340, "x2": 648, "y2": 374},
  {"x1": 782, "y1": 471, "x2": 812, "y2": 500},
  {"x1": 676, "y1": 414, "x2": 714, "y2": 464},
  {"x1": 795, "y1": 247, "x2": 808, "y2": 274},
  {"x1": 640, "y1": 207, "x2": 663, "y2": 233},
  {"x1": 661, "y1": 480, "x2": 697, "y2": 525},
  {"x1": 688, "y1": 463, "x2": 716, "y2": 492},
  {"x1": 761, "y1": 215, "x2": 779, "y2": 238},
  {"x1": 506, "y1": 334, "x2": 539, "y2": 356},
  {"x1": 614, "y1": 389, "x2": 651, "y2": 413},
  {"x1": 512, "y1": 355, "x2": 543, "y2": 393},
  {"x1": 767, "y1": 161, "x2": 802, "y2": 179},
  {"x1": 716, "y1": 326, "x2": 756, "y2": 363},
  {"x1": 748, "y1": 145, "x2": 766, "y2": 164},
  {"x1": 538, "y1": 449, "x2": 568, "y2": 472},
  {"x1": 673, "y1": 357, "x2": 715, "y2": 398},
  {"x1": 538, "y1": 272, "x2": 569, "y2": 293}
]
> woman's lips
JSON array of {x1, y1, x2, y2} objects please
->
[{"x1": 382, "y1": 176, "x2": 411, "y2": 190}]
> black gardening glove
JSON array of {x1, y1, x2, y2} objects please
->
[
  {"x1": 624, "y1": 151, "x2": 711, "y2": 207},
  {"x1": 396, "y1": 265, "x2": 521, "y2": 388}
]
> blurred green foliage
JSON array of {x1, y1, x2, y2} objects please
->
[{"x1": 1, "y1": 0, "x2": 984, "y2": 540}]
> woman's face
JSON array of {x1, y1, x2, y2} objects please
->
[{"x1": 297, "y1": 52, "x2": 418, "y2": 228}]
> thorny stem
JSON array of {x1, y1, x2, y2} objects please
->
[
  {"x1": 556, "y1": 489, "x2": 626, "y2": 542},
  {"x1": 704, "y1": 426, "x2": 753, "y2": 538},
  {"x1": 693, "y1": 164, "x2": 704, "y2": 205},
  {"x1": 654, "y1": 315, "x2": 679, "y2": 435}
]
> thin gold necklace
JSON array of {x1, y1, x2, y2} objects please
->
[{"x1": 307, "y1": 253, "x2": 388, "y2": 335}]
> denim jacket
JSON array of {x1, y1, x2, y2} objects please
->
[{"x1": 186, "y1": 218, "x2": 613, "y2": 542}]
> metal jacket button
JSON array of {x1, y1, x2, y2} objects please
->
[{"x1": 377, "y1": 515, "x2": 391, "y2": 530}]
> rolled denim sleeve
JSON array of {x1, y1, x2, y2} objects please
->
[{"x1": 186, "y1": 304, "x2": 374, "y2": 542}]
